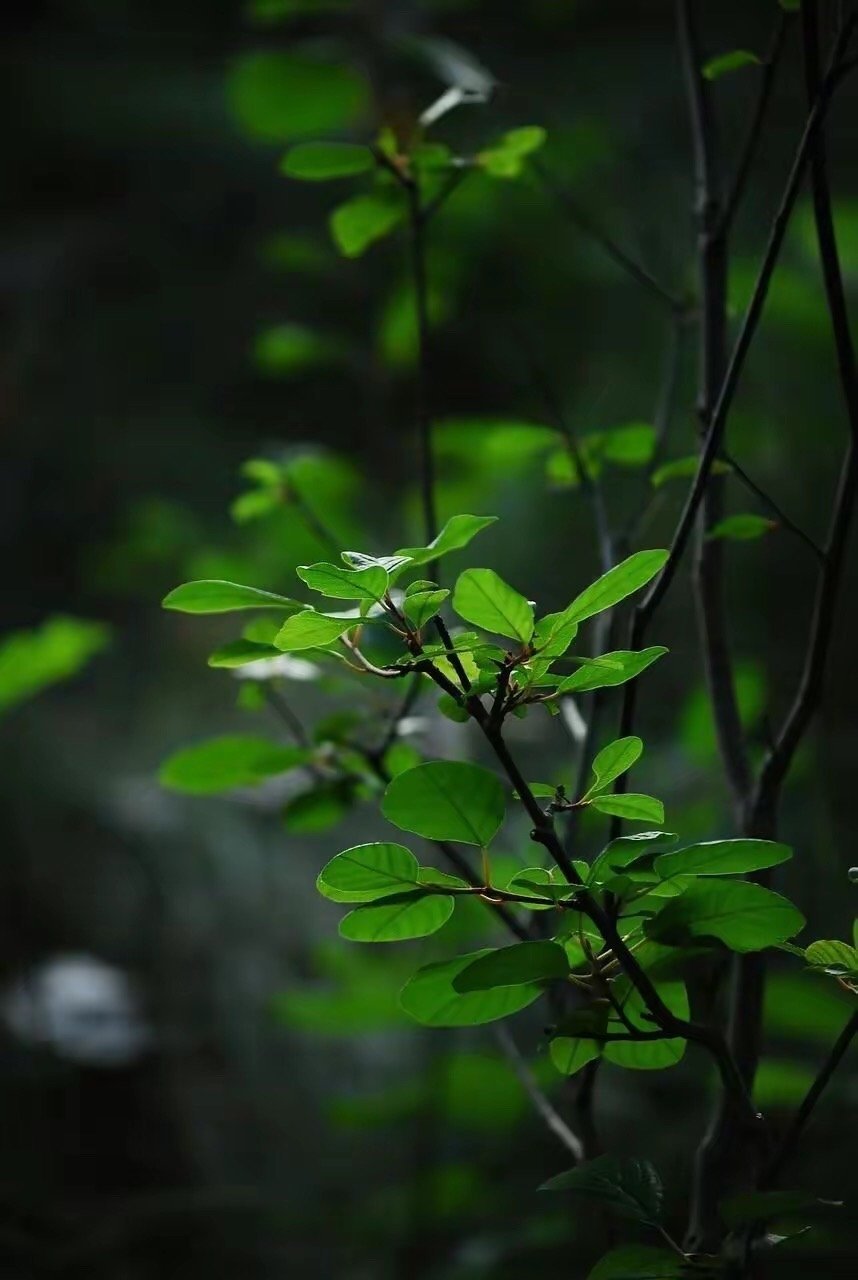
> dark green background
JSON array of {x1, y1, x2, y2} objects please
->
[{"x1": 1, "y1": 1, "x2": 856, "y2": 1276}]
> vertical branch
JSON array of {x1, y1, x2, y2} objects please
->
[
  {"x1": 678, "y1": 0, "x2": 753, "y2": 819},
  {"x1": 405, "y1": 181, "x2": 438, "y2": 549}
]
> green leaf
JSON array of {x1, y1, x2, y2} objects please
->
[
  {"x1": 560, "y1": 550, "x2": 669, "y2": 628},
  {"x1": 382, "y1": 761, "x2": 505, "y2": 846},
  {"x1": 400, "y1": 951, "x2": 543, "y2": 1026},
  {"x1": 297, "y1": 561, "x2": 389, "y2": 602},
  {"x1": 453, "y1": 942, "x2": 569, "y2": 992},
  {"x1": 540, "y1": 1154, "x2": 663, "y2": 1225},
  {"x1": 452, "y1": 568, "x2": 534, "y2": 642},
  {"x1": 330, "y1": 192, "x2": 403, "y2": 257},
  {"x1": 646, "y1": 880, "x2": 805, "y2": 953},
  {"x1": 654, "y1": 839, "x2": 792, "y2": 879},
  {"x1": 251, "y1": 324, "x2": 343, "y2": 378},
  {"x1": 604, "y1": 977, "x2": 688, "y2": 1070},
  {"x1": 0, "y1": 617, "x2": 110, "y2": 716},
  {"x1": 281, "y1": 141, "x2": 374, "y2": 180},
  {"x1": 588, "y1": 1245, "x2": 685, "y2": 1280},
  {"x1": 532, "y1": 611, "x2": 579, "y2": 659},
  {"x1": 557, "y1": 647, "x2": 667, "y2": 695},
  {"x1": 651, "y1": 455, "x2": 732, "y2": 487},
  {"x1": 478, "y1": 126, "x2": 547, "y2": 178},
  {"x1": 707, "y1": 514, "x2": 777, "y2": 541},
  {"x1": 550, "y1": 1035, "x2": 602, "y2": 1077},
  {"x1": 585, "y1": 737, "x2": 642, "y2": 798},
  {"x1": 590, "y1": 793, "x2": 664, "y2": 825},
  {"x1": 274, "y1": 610, "x2": 355, "y2": 651},
  {"x1": 227, "y1": 51, "x2": 368, "y2": 142},
  {"x1": 340, "y1": 892, "x2": 454, "y2": 942},
  {"x1": 702, "y1": 49, "x2": 761, "y2": 81},
  {"x1": 403, "y1": 589, "x2": 449, "y2": 629},
  {"x1": 160, "y1": 736, "x2": 308, "y2": 794},
  {"x1": 597, "y1": 422, "x2": 657, "y2": 466},
  {"x1": 317, "y1": 842, "x2": 420, "y2": 903},
  {"x1": 207, "y1": 639, "x2": 283, "y2": 668},
  {"x1": 396, "y1": 514, "x2": 498, "y2": 569},
  {"x1": 163, "y1": 580, "x2": 299, "y2": 614},
  {"x1": 805, "y1": 939, "x2": 858, "y2": 976},
  {"x1": 720, "y1": 1189, "x2": 842, "y2": 1230}
]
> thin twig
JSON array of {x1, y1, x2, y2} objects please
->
[
  {"x1": 494, "y1": 1024, "x2": 585, "y2": 1161},
  {"x1": 720, "y1": 12, "x2": 790, "y2": 234},
  {"x1": 760, "y1": 1009, "x2": 858, "y2": 1189},
  {"x1": 532, "y1": 159, "x2": 685, "y2": 314},
  {"x1": 721, "y1": 449, "x2": 825, "y2": 561},
  {"x1": 615, "y1": 21, "x2": 857, "y2": 754}
]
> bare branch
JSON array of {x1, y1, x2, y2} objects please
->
[{"x1": 494, "y1": 1024, "x2": 585, "y2": 1161}]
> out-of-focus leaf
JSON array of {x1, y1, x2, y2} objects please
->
[
  {"x1": 330, "y1": 192, "x2": 403, "y2": 257},
  {"x1": 702, "y1": 49, "x2": 761, "y2": 80},
  {"x1": 227, "y1": 51, "x2": 368, "y2": 141},
  {"x1": 160, "y1": 736, "x2": 309, "y2": 794},
  {"x1": 0, "y1": 617, "x2": 110, "y2": 716},
  {"x1": 281, "y1": 141, "x2": 373, "y2": 180},
  {"x1": 163, "y1": 580, "x2": 299, "y2": 614},
  {"x1": 707, "y1": 514, "x2": 776, "y2": 541}
]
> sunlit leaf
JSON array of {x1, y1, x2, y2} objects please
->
[
  {"x1": 160, "y1": 736, "x2": 308, "y2": 794},
  {"x1": 557, "y1": 647, "x2": 667, "y2": 694},
  {"x1": 382, "y1": 761, "x2": 505, "y2": 846},
  {"x1": 340, "y1": 892, "x2": 454, "y2": 942},
  {"x1": 590, "y1": 793, "x2": 664, "y2": 825},
  {"x1": 274, "y1": 610, "x2": 356, "y2": 651},
  {"x1": 400, "y1": 950, "x2": 543, "y2": 1026},
  {"x1": 646, "y1": 881, "x2": 805, "y2": 953},
  {"x1": 453, "y1": 941, "x2": 569, "y2": 991},
  {"x1": 163, "y1": 580, "x2": 300, "y2": 614},
  {"x1": 452, "y1": 568, "x2": 534, "y2": 642},
  {"x1": 317, "y1": 842, "x2": 421, "y2": 903},
  {"x1": 297, "y1": 561, "x2": 389, "y2": 602},
  {"x1": 654, "y1": 839, "x2": 792, "y2": 879},
  {"x1": 557, "y1": 550, "x2": 668, "y2": 629},
  {"x1": 208, "y1": 640, "x2": 283, "y2": 667},
  {"x1": 584, "y1": 736, "x2": 642, "y2": 797},
  {"x1": 396, "y1": 514, "x2": 498, "y2": 569}
]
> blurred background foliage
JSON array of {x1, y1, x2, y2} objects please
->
[{"x1": 0, "y1": 0, "x2": 856, "y2": 1276}]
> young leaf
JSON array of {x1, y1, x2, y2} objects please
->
[
  {"x1": 560, "y1": 550, "x2": 668, "y2": 627},
  {"x1": 281, "y1": 141, "x2": 374, "y2": 180},
  {"x1": 707, "y1": 513, "x2": 776, "y2": 541},
  {"x1": 399, "y1": 951, "x2": 543, "y2": 1026},
  {"x1": 532, "y1": 610, "x2": 579, "y2": 659},
  {"x1": 297, "y1": 561, "x2": 389, "y2": 602},
  {"x1": 163, "y1": 580, "x2": 299, "y2": 614},
  {"x1": 651, "y1": 455, "x2": 732, "y2": 487},
  {"x1": 339, "y1": 892, "x2": 454, "y2": 942},
  {"x1": 654, "y1": 838, "x2": 792, "y2": 879},
  {"x1": 556, "y1": 647, "x2": 667, "y2": 694},
  {"x1": 540, "y1": 1154, "x2": 664, "y2": 1225},
  {"x1": 478, "y1": 125, "x2": 546, "y2": 178},
  {"x1": 274, "y1": 610, "x2": 355, "y2": 651},
  {"x1": 702, "y1": 49, "x2": 761, "y2": 80},
  {"x1": 804, "y1": 939, "x2": 858, "y2": 976},
  {"x1": 590, "y1": 793, "x2": 664, "y2": 825},
  {"x1": 317, "y1": 841, "x2": 420, "y2": 903},
  {"x1": 382, "y1": 761, "x2": 505, "y2": 846},
  {"x1": 403, "y1": 589, "x2": 449, "y2": 629},
  {"x1": 587, "y1": 1246, "x2": 686, "y2": 1280},
  {"x1": 160, "y1": 736, "x2": 308, "y2": 794},
  {"x1": 330, "y1": 192, "x2": 402, "y2": 257},
  {"x1": 453, "y1": 941, "x2": 569, "y2": 992},
  {"x1": 452, "y1": 568, "x2": 534, "y2": 642},
  {"x1": 646, "y1": 880, "x2": 805, "y2": 953},
  {"x1": 585, "y1": 736, "x2": 642, "y2": 797},
  {"x1": 395, "y1": 514, "x2": 498, "y2": 569},
  {"x1": 208, "y1": 640, "x2": 283, "y2": 668}
]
